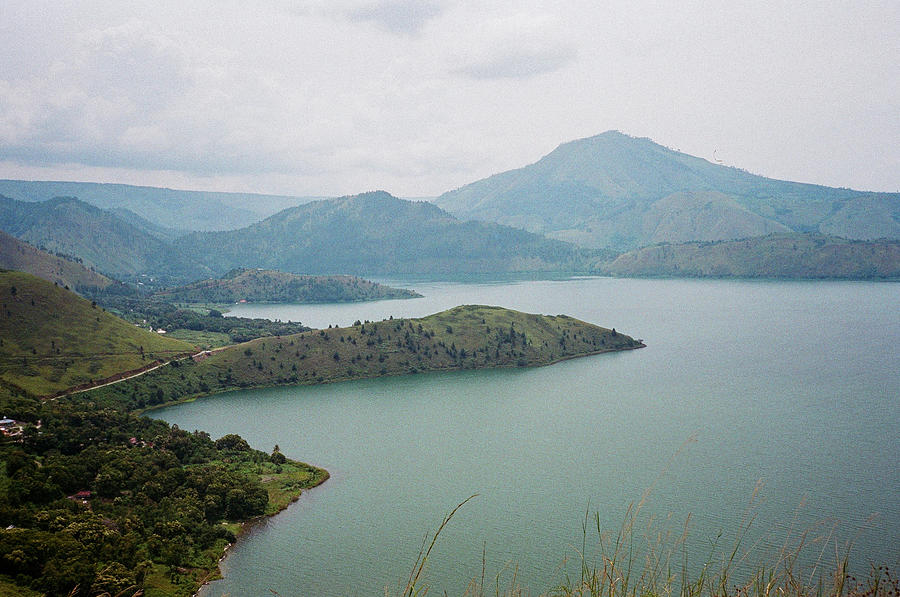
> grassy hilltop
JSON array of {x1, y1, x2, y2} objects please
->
[
  {"x1": 88, "y1": 304, "x2": 643, "y2": 411},
  {"x1": 0, "y1": 271, "x2": 194, "y2": 397}
]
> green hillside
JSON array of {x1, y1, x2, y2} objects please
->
[
  {"x1": 435, "y1": 131, "x2": 900, "y2": 250},
  {"x1": 0, "y1": 195, "x2": 211, "y2": 282},
  {"x1": 175, "y1": 191, "x2": 601, "y2": 276},
  {"x1": 0, "y1": 271, "x2": 194, "y2": 397},
  {"x1": 87, "y1": 304, "x2": 643, "y2": 411},
  {"x1": 0, "y1": 230, "x2": 114, "y2": 292},
  {"x1": 154, "y1": 268, "x2": 421, "y2": 303},
  {"x1": 601, "y1": 233, "x2": 900, "y2": 279}
]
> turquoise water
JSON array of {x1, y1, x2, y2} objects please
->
[{"x1": 155, "y1": 277, "x2": 900, "y2": 595}]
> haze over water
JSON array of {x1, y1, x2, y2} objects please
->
[{"x1": 156, "y1": 277, "x2": 900, "y2": 596}]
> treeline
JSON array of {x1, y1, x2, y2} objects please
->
[
  {"x1": 0, "y1": 392, "x2": 325, "y2": 596},
  {"x1": 89, "y1": 294, "x2": 310, "y2": 344}
]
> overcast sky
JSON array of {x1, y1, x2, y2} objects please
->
[{"x1": 1, "y1": 1, "x2": 898, "y2": 197}]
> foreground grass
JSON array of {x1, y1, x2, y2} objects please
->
[{"x1": 396, "y1": 491, "x2": 896, "y2": 597}]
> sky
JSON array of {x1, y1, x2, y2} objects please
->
[{"x1": 0, "y1": 1, "x2": 898, "y2": 198}]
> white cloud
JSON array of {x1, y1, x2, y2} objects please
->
[
  {"x1": 347, "y1": 0, "x2": 448, "y2": 35},
  {"x1": 455, "y1": 45, "x2": 577, "y2": 80},
  {"x1": 0, "y1": 1, "x2": 898, "y2": 196}
]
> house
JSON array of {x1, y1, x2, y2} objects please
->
[
  {"x1": 0, "y1": 417, "x2": 23, "y2": 437},
  {"x1": 68, "y1": 490, "x2": 92, "y2": 504}
]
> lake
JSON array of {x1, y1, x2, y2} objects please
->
[{"x1": 154, "y1": 277, "x2": 900, "y2": 596}]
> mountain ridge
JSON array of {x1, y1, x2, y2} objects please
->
[
  {"x1": 0, "y1": 179, "x2": 325, "y2": 232},
  {"x1": 435, "y1": 131, "x2": 900, "y2": 250},
  {"x1": 0, "y1": 195, "x2": 211, "y2": 281},
  {"x1": 175, "y1": 190, "x2": 600, "y2": 276}
]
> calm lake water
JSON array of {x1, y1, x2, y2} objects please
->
[{"x1": 155, "y1": 277, "x2": 900, "y2": 596}]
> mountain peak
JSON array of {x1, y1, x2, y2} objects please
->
[{"x1": 435, "y1": 133, "x2": 898, "y2": 250}]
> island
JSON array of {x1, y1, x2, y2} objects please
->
[{"x1": 152, "y1": 267, "x2": 422, "y2": 304}]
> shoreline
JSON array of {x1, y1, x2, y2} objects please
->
[
  {"x1": 192, "y1": 460, "x2": 330, "y2": 596},
  {"x1": 138, "y1": 342, "x2": 646, "y2": 415}
]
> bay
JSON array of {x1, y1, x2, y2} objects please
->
[{"x1": 154, "y1": 277, "x2": 900, "y2": 596}]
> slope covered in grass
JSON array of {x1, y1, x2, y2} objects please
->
[
  {"x1": 87, "y1": 304, "x2": 644, "y2": 410},
  {"x1": 0, "y1": 230, "x2": 114, "y2": 292},
  {"x1": 0, "y1": 270, "x2": 194, "y2": 396}
]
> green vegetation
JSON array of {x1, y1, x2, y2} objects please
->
[
  {"x1": 435, "y1": 131, "x2": 900, "y2": 251},
  {"x1": 0, "y1": 390, "x2": 327, "y2": 597},
  {"x1": 601, "y1": 233, "x2": 900, "y2": 279},
  {"x1": 0, "y1": 271, "x2": 194, "y2": 397},
  {"x1": 0, "y1": 270, "x2": 328, "y2": 595},
  {"x1": 154, "y1": 267, "x2": 421, "y2": 303},
  {"x1": 91, "y1": 293, "x2": 311, "y2": 348},
  {"x1": 86, "y1": 304, "x2": 643, "y2": 411}
]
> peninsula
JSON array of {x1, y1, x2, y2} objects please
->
[{"x1": 87, "y1": 304, "x2": 644, "y2": 412}]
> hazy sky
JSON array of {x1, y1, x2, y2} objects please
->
[{"x1": 1, "y1": 1, "x2": 898, "y2": 197}]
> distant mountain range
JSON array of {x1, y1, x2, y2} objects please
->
[
  {"x1": 0, "y1": 192, "x2": 596, "y2": 280},
  {"x1": 1, "y1": 131, "x2": 898, "y2": 280},
  {"x1": 435, "y1": 131, "x2": 900, "y2": 250},
  {"x1": 173, "y1": 191, "x2": 596, "y2": 276},
  {"x1": 0, "y1": 179, "x2": 323, "y2": 232},
  {"x1": 0, "y1": 195, "x2": 211, "y2": 281}
]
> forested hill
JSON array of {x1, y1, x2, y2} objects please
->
[
  {"x1": 175, "y1": 191, "x2": 601, "y2": 276},
  {"x1": 435, "y1": 131, "x2": 900, "y2": 250},
  {"x1": 600, "y1": 233, "x2": 900, "y2": 279},
  {"x1": 87, "y1": 304, "x2": 644, "y2": 411},
  {"x1": 154, "y1": 268, "x2": 421, "y2": 303}
]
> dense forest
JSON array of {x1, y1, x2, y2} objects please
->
[{"x1": 0, "y1": 390, "x2": 327, "y2": 596}]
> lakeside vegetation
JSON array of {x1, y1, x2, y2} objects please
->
[
  {"x1": 91, "y1": 294, "x2": 311, "y2": 348},
  {"x1": 85, "y1": 304, "x2": 644, "y2": 411},
  {"x1": 0, "y1": 390, "x2": 327, "y2": 597}
]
